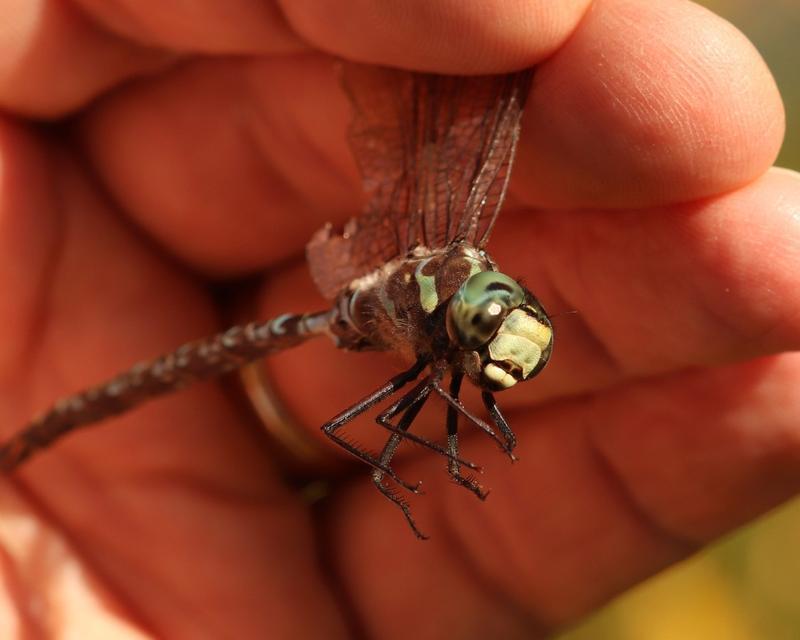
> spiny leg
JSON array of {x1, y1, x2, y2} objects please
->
[
  {"x1": 371, "y1": 382, "x2": 433, "y2": 539},
  {"x1": 433, "y1": 382, "x2": 517, "y2": 461},
  {"x1": 322, "y1": 358, "x2": 428, "y2": 493},
  {"x1": 374, "y1": 376, "x2": 481, "y2": 472},
  {"x1": 482, "y1": 391, "x2": 517, "y2": 453},
  {"x1": 446, "y1": 374, "x2": 488, "y2": 500}
]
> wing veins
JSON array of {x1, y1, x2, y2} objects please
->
[{"x1": 306, "y1": 65, "x2": 533, "y2": 300}]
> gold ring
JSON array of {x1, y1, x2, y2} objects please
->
[{"x1": 239, "y1": 359, "x2": 334, "y2": 475}]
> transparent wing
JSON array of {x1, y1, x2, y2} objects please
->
[{"x1": 307, "y1": 63, "x2": 533, "y2": 300}]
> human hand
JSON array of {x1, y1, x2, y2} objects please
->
[{"x1": 0, "y1": 1, "x2": 798, "y2": 639}]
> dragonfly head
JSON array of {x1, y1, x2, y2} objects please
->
[{"x1": 446, "y1": 271, "x2": 553, "y2": 391}]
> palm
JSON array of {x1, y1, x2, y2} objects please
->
[{"x1": 1, "y1": 2, "x2": 799, "y2": 639}]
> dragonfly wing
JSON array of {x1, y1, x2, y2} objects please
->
[{"x1": 307, "y1": 64, "x2": 533, "y2": 300}]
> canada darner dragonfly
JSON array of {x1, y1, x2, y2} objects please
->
[{"x1": 0, "y1": 63, "x2": 553, "y2": 539}]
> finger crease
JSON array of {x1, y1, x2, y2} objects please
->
[{"x1": 584, "y1": 422, "x2": 700, "y2": 555}]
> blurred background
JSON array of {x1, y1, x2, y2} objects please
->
[{"x1": 558, "y1": 2, "x2": 800, "y2": 638}]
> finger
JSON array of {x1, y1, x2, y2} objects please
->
[
  {"x1": 80, "y1": 55, "x2": 360, "y2": 275},
  {"x1": 0, "y1": 0, "x2": 312, "y2": 117},
  {"x1": 0, "y1": 0, "x2": 586, "y2": 116},
  {"x1": 493, "y1": 167, "x2": 800, "y2": 405},
  {"x1": 279, "y1": 0, "x2": 592, "y2": 72},
  {"x1": 0, "y1": 0, "x2": 169, "y2": 116},
  {"x1": 253, "y1": 168, "x2": 800, "y2": 443},
  {"x1": 279, "y1": 0, "x2": 783, "y2": 205},
  {"x1": 0, "y1": 122, "x2": 344, "y2": 637},
  {"x1": 80, "y1": 1, "x2": 782, "y2": 275},
  {"x1": 513, "y1": 0, "x2": 784, "y2": 207},
  {"x1": 495, "y1": 170, "x2": 800, "y2": 404},
  {"x1": 73, "y1": 0, "x2": 304, "y2": 54},
  {"x1": 324, "y1": 354, "x2": 800, "y2": 637}
]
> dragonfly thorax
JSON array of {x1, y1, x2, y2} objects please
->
[
  {"x1": 337, "y1": 244, "x2": 553, "y2": 392},
  {"x1": 448, "y1": 271, "x2": 553, "y2": 391}
]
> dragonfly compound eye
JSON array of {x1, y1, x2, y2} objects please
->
[
  {"x1": 447, "y1": 271, "x2": 525, "y2": 350},
  {"x1": 448, "y1": 271, "x2": 554, "y2": 391}
]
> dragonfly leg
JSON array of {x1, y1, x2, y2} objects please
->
[
  {"x1": 433, "y1": 381, "x2": 517, "y2": 462},
  {"x1": 482, "y1": 391, "x2": 517, "y2": 453},
  {"x1": 373, "y1": 376, "x2": 482, "y2": 472},
  {"x1": 371, "y1": 384, "x2": 432, "y2": 539},
  {"x1": 445, "y1": 374, "x2": 488, "y2": 500},
  {"x1": 322, "y1": 358, "x2": 428, "y2": 493}
]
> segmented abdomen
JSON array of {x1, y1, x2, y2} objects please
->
[{"x1": 0, "y1": 312, "x2": 332, "y2": 471}]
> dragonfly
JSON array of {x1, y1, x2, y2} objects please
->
[{"x1": 0, "y1": 63, "x2": 553, "y2": 539}]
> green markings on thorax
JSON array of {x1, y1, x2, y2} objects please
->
[
  {"x1": 414, "y1": 258, "x2": 439, "y2": 313},
  {"x1": 414, "y1": 254, "x2": 485, "y2": 314}
]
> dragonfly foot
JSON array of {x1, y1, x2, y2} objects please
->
[
  {"x1": 373, "y1": 477, "x2": 429, "y2": 539},
  {"x1": 451, "y1": 473, "x2": 489, "y2": 500}
]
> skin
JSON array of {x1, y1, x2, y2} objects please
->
[{"x1": 0, "y1": 0, "x2": 798, "y2": 637}]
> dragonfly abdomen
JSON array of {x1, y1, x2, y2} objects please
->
[{"x1": 0, "y1": 312, "x2": 334, "y2": 471}]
